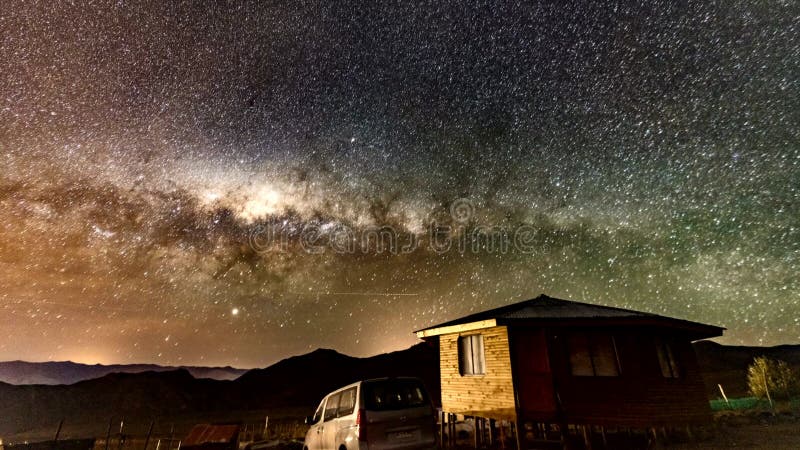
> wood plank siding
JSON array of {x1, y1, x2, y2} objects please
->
[
  {"x1": 546, "y1": 327, "x2": 713, "y2": 427},
  {"x1": 439, "y1": 325, "x2": 516, "y2": 420}
]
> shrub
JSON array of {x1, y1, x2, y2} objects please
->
[{"x1": 747, "y1": 356, "x2": 799, "y2": 400}]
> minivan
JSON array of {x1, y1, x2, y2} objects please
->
[{"x1": 303, "y1": 377, "x2": 436, "y2": 450}]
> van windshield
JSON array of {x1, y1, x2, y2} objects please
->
[{"x1": 363, "y1": 379, "x2": 429, "y2": 411}]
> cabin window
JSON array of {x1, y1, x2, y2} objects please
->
[
  {"x1": 655, "y1": 339, "x2": 680, "y2": 378},
  {"x1": 458, "y1": 334, "x2": 486, "y2": 375},
  {"x1": 568, "y1": 333, "x2": 620, "y2": 376}
]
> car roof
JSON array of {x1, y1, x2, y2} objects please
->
[{"x1": 324, "y1": 376, "x2": 424, "y2": 397}]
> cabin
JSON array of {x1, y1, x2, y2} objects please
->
[{"x1": 415, "y1": 294, "x2": 724, "y2": 447}]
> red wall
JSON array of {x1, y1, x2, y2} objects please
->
[{"x1": 511, "y1": 326, "x2": 712, "y2": 427}]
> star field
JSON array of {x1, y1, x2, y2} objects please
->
[{"x1": 0, "y1": 1, "x2": 798, "y2": 368}]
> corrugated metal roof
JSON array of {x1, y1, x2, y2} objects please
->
[
  {"x1": 416, "y1": 294, "x2": 724, "y2": 335},
  {"x1": 490, "y1": 295, "x2": 655, "y2": 319},
  {"x1": 183, "y1": 424, "x2": 240, "y2": 447}
]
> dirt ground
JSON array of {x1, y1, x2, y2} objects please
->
[{"x1": 668, "y1": 413, "x2": 800, "y2": 449}]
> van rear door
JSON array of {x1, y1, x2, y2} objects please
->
[{"x1": 361, "y1": 379, "x2": 435, "y2": 450}]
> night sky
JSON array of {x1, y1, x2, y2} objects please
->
[{"x1": 1, "y1": 1, "x2": 798, "y2": 368}]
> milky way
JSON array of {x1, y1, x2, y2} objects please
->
[{"x1": 1, "y1": 1, "x2": 798, "y2": 367}]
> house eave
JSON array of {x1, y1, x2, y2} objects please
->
[
  {"x1": 494, "y1": 317, "x2": 724, "y2": 340},
  {"x1": 415, "y1": 318, "x2": 498, "y2": 338}
]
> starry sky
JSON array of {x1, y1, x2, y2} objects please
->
[{"x1": 1, "y1": 1, "x2": 798, "y2": 368}]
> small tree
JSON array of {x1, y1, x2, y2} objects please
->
[{"x1": 747, "y1": 356, "x2": 798, "y2": 400}]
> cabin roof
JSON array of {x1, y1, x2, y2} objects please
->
[{"x1": 415, "y1": 294, "x2": 724, "y2": 339}]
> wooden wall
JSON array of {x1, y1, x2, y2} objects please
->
[
  {"x1": 546, "y1": 327, "x2": 713, "y2": 427},
  {"x1": 439, "y1": 326, "x2": 516, "y2": 420},
  {"x1": 509, "y1": 328, "x2": 557, "y2": 421}
]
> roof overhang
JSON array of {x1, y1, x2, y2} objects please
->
[
  {"x1": 493, "y1": 317, "x2": 725, "y2": 340},
  {"x1": 414, "y1": 316, "x2": 724, "y2": 341},
  {"x1": 415, "y1": 319, "x2": 497, "y2": 339}
]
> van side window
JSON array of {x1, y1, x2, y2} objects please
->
[
  {"x1": 337, "y1": 387, "x2": 356, "y2": 418},
  {"x1": 312, "y1": 400, "x2": 325, "y2": 424},
  {"x1": 364, "y1": 379, "x2": 429, "y2": 411},
  {"x1": 324, "y1": 392, "x2": 341, "y2": 421}
]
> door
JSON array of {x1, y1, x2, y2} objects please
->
[
  {"x1": 512, "y1": 329, "x2": 556, "y2": 417},
  {"x1": 360, "y1": 379, "x2": 436, "y2": 450},
  {"x1": 306, "y1": 399, "x2": 327, "y2": 450},
  {"x1": 321, "y1": 392, "x2": 342, "y2": 450}
]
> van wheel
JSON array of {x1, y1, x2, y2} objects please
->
[{"x1": 339, "y1": 445, "x2": 347, "y2": 450}]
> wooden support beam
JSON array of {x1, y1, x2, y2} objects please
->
[
  {"x1": 473, "y1": 417, "x2": 479, "y2": 450},
  {"x1": 513, "y1": 421, "x2": 522, "y2": 450},
  {"x1": 104, "y1": 417, "x2": 113, "y2": 450},
  {"x1": 416, "y1": 320, "x2": 497, "y2": 338},
  {"x1": 581, "y1": 426, "x2": 592, "y2": 450},
  {"x1": 143, "y1": 420, "x2": 154, "y2": 450},
  {"x1": 440, "y1": 411, "x2": 446, "y2": 448},
  {"x1": 53, "y1": 419, "x2": 64, "y2": 442}
]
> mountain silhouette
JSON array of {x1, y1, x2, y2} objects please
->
[{"x1": 0, "y1": 361, "x2": 246, "y2": 385}]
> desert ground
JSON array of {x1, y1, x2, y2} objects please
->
[{"x1": 668, "y1": 412, "x2": 800, "y2": 450}]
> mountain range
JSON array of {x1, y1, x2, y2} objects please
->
[{"x1": 0, "y1": 361, "x2": 247, "y2": 385}]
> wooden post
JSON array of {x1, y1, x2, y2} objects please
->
[
  {"x1": 445, "y1": 413, "x2": 453, "y2": 448},
  {"x1": 118, "y1": 419, "x2": 125, "y2": 450},
  {"x1": 513, "y1": 421, "x2": 522, "y2": 450},
  {"x1": 649, "y1": 427, "x2": 659, "y2": 449},
  {"x1": 450, "y1": 414, "x2": 456, "y2": 448},
  {"x1": 167, "y1": 424, "x2": 174, "y2": 450},
  {"x1": 263, "y1": 416, "x2": 270, "y2": 440},
  {"x1": 53, "y1": 419, "x2": 64, "y2": 441},
  {"x1": 143, "y1": 421, "x2": 154, "y2": 450},
  {"x1": 440, "y1": 411, "x2": 446, "y2": 448},
  {"x1": 488, "y1": 419, "x2": 494, "y2": 447},
  {"x1": 760, "y1": 364, "x2": 774, "y2": 411},
  {"x1": 473, "y1": 417, "x2": 479, "y2": 450},
  {"x1": 104, "y1": 417, "x2": 113, "y2": 450},
  {"x1": 717, "y1": 384, "x2": 731, "y2": 409},
  {"x1": 445, "y1": 414, "x2": 449, "y2": 448},
  {"x1": 558, "y1": 421, "x2": 569, "y2": 450},
  {"x1": 581, "y1": 426, "x2": 592, "y2": 450}
]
